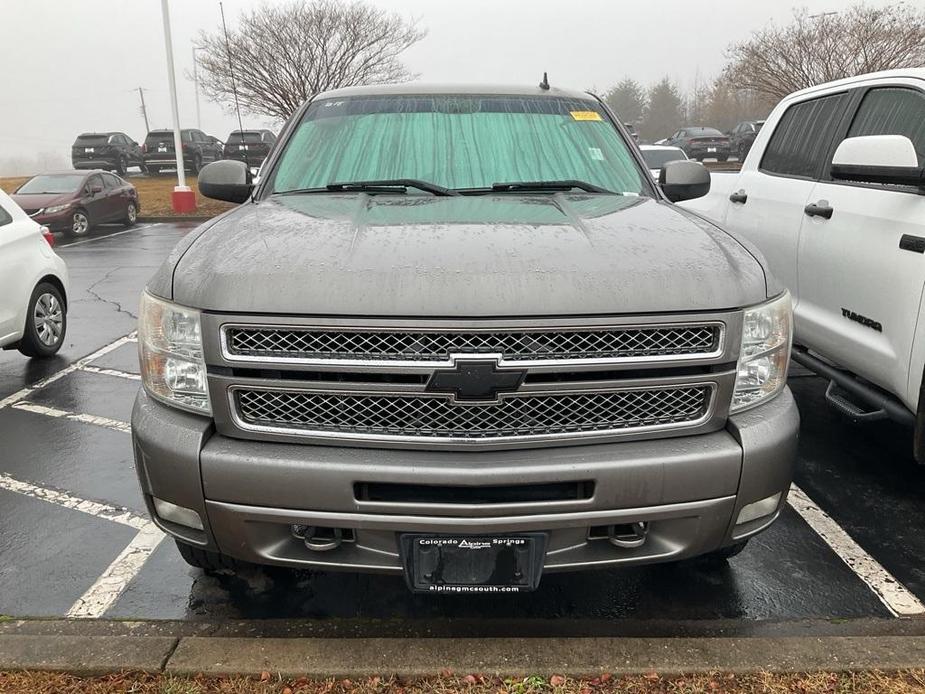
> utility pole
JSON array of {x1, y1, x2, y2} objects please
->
[
  {"x1": 137, "y1": 87, "x2": 150, "y2": 133},
  {"x1": 192, "y1": 46, "x2": 202, "y2": 130},
  {"x1": 160, "y1": 0, "x2": 195, "y2": 212}
]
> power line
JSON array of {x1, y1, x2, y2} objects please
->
[{"x1": 219, "y1": 2, "x2": 246, "y2": 138}]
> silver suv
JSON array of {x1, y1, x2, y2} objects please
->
[{"x1": 132, "y1": 84, "x2": 798, "y2": 593}]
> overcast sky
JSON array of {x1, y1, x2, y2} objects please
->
[{"x1": 0, "y1": 0, "x2": 893, "y2": 172}]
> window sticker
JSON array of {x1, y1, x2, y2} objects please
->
[
  {"x1": 570, "y1": 111, "x2": 602, "y2": 121},
  {"x1": 588, "y1": 147, "x2": 605, "y2": 161}
]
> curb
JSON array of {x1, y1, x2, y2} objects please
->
[{"x1": 0, "y1": 620, "x2": 923, "y2": 677}]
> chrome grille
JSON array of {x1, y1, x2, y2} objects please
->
[
  {"x1": 225, "y1": 325, "x2": 720, "y2": 363},
  {"x1": 233, "y1": 386, "x2": 712, "y2": 441}
]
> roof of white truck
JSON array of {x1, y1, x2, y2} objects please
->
[{"x1": 787, "y1": 69, "x2": 925, "y2": 101}]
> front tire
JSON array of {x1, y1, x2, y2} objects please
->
[
  {"x1": 147, "y1": 166, "x2": 160, "y2": 176},
  {"x1": 700, "y1": 540, "x2": 749, "y2": 564},
  {"x1": 175, "y1": 540, "x2": 244, "y2": 572},
  {"x1": 115, "y1": 156, "x2": 128, "y2": 176},
  {"x1": 18, "y1": 282, "x2": 66, "y2": 358},
  {"x1": 190, "y1": 154, "x2": 203, "y2": 175},
  {"x1": 123, "y1": 201, "x2": 138, "y2": 227},
  {"x1": 70, "y1": 208, "x2": 90, "y2": 236}
]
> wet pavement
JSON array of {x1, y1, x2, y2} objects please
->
[{"x1": 0, "y1": 222, "x2": 923, "y2": 633}]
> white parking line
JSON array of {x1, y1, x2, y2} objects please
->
[
  {"x1": 57, "y1": 223, "x2": 159, "y2": 249},
  {"x1": 11, "y1": 401, "x2": 131, "y2": 434},
  {"x1": 0, "y1": 472, "x2": 147, "y2": 530},
  {"x1": 788, "y1": 484, "x2": 925, "y2": 616},
  {"x1": 66, "y1": 523, "x2": 165, "y2": 619},
  {"x1": 0, "y1": 332, "x2": 137, "y2": 411},
  {"x1": 79, "y1": 365, "x2": 141, "y2": 381},
  {"x1": 0, "y1": 472, "x2": 164, "y2": 618}
]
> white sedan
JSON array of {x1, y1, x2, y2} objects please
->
[
  {"x1": 0, "y1": 188, "x2": 69, "y2": 358},
  {"x1": 639, "y1": 144, "x2": 689, "y2": 179}
]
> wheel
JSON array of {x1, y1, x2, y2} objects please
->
[
  {"x1": 175, "y1": 539, "x2": 244, "y2": 572},
  {"x1": 123, "y1": 201, "x2": 138, "y2": 227},
  {"x1": 18, "y1": 282, "x2": 66, "y2": 358},
  {"x1": 717, "y1": 155, "x2": 728, "y2": 162},
  {"x1": 190, "y1": 154, "x2": 203, "y2": 175},
  {"x1": 115, "y1": 155, "x2": 128, "y2": 176},
  {"x1": 147, "y1": 166, "x2": 160, "y2": 176},
  {"x1": 69, "y1": 208, "x2": 90, "y2": 236}
]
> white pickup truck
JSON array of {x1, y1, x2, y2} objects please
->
[{"x1": 683, "y1": 69, "x2": 925, "y2": 461}]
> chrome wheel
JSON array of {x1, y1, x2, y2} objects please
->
[
  {"x1": 33, "y1": 292, "x2": 63, "y2": 347},
  {"x1": 126, "y1": 203, "x2": 137, "y2": 224},
  {"x1": 72, "y1": 211, "x2": 89, "y2": 235}
]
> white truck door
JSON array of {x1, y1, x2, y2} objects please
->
[
  {"x1": 797, "y1": 85, "x2": 925, "y2": 410},
  {"x1": 724, "y1": 92, "x2": 851, "y2": 303}
]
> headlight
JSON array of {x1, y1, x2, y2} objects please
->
[
  {"x1": 138, "y1": 292, "x2": 211, "y2": 415},
  {"x1": 730, "y1": 292, "x2": 792, "y2": 413},
  {"x1": 44, "y1": 203, "x2": 72, "y2": 215}
]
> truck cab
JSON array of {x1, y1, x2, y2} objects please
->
[{"x1": 684, "y1": 69, "x2": 925, "y2": 459}]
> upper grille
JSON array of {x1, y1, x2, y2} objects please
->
[
  {"x1": 233, "y1": 385, "x2": 713, "y2": 442},
  {"x1": 224, "y1": 325, "x2": 721, "y2": 363}
]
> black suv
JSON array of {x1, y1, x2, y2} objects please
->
[
  {"x1": 72, "y1": 132, "x2": 144, "y2": 175},
  {"x1": 729, "y1": 120, "x2": 765, "y2": 159},
  {"x1": 142, "y1": 129, "x2": 223, "y2": 176},
  {"x1": 222, "y1": 129, "x2": 277, "y2": 168}
]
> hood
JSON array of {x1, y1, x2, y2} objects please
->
[
  {"x1": 170, "y1": 193, "x2": 768, "y2": 316},
  {"x1": 11, "y1": 192, "x2": 74, "y2": 209}
]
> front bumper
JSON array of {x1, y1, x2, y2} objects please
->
[
  {"x1": 31, "y1": 208, "x2": 75, "y2": 232},
  {"x1": 132, "y1": 388, "x2": 799, "y2": 573}
]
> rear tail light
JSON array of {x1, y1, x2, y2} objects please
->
[
  {"x1": 41, "y1": 226, "x2": 55, "y2": 247},
  {"x1": 142, "y1": 143, "x2": 148, "y2": 153}
]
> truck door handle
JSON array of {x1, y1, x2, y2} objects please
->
[
  {"x1": 729, "y1": 191, "x2": 748, "y2": 204},
  {"x1": 804, "y1": 202, "x2": 834, "y2": 219}
]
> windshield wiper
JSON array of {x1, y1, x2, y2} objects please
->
[
  {"x1": 455, "y1": 180, "x2": 617, "y2": 195},
  {"x1": 274, "y1": 179, "x2": 456, "y2": 197},
  {"x1": 488, "y1": 180, "x2": 616, "y2": 194}
]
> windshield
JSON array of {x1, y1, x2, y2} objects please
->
[
  {"x1": 228, "y1": 131, "x2": 262, "y2": 144},
  {"x1": 145, "y1": 131, "x2": 172, "y2": 143},
  {"x1": 267, "y1": 94, "x2": 647, "y2": 195},
  {"x1": 641, "y1": 148, "x2": 686, "y2": 169},
  {"x1": 689, "y1": 127, "x2": 723, "y2": 137},
  {"x1": 16, "y1": 174, "x2": 85, "y2": 194}
]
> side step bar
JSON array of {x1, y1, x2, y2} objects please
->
[{"x1": 791, "y1": 346, "x2": 915, "y2": 427}]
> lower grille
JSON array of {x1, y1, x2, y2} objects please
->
[{"x1": 233, "y1": 385, "x2": 712, "y2": 442}]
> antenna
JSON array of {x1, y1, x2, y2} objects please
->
[
  {"x1": 219, "y1": 2, "x2": 246, "y2": 137},
  {"x1": 539, "y1": 72, "x2": 550, "y2": 91}
]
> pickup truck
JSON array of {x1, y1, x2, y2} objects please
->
[
  {"x1": 132, "y1": 84, "x2": 798, "y2": 593},
  {"x1": 683, "y1": 69, "x2": 925, "y2": 462}
]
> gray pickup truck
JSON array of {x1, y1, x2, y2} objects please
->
[{"x1": 133, "y1": 84, "x2": 798, "y2": 593}]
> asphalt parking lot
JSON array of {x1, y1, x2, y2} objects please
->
[{"x1": 0, "y1": 222, "x2": 923, "y2": 635}]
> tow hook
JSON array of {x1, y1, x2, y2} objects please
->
[
  {"x1": 291, "y1": 525, "x2": 344, "y2": 552},
  {"x1": 608, "y1": 521, "x2": 648, "y2": 549}
]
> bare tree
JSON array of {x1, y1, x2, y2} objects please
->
[
  {"x1": 196, "y1": 0, "x2": 425, "y2": 121},
  {"x1": 725, "y1": 4, "x2": 925, "y2": 101}
]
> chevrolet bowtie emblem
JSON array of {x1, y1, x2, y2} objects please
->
[{"x1": 426, "y1": 358, "x2": 526, "y2": 403}]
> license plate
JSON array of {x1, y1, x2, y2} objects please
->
[
  {"x1": 84, "y1": 147, "x2": 94, "y2": 153},
  {"x1": 401, "y1": 534, "x2": 546, "y2": 594},
  {"x1": 707, "y1": 147, "x2": 717, "y2": 152},
  {"x1": 158, "y1": 144, "x2": 168, "y2": 152}
]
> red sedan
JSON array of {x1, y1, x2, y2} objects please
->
[{"x1": 11, "y1": 170, "x2": 139, "y2": 236}]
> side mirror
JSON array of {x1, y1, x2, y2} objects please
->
[
  {"x1": 831, "y1": 135, "x2": 924, "y2": 187},
  {"x1": 198, "y1": 159, "x2": 254, "y2": 203},
  {"x1": 660, "y1": 160, "x2": 711, "y2": 202}
]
